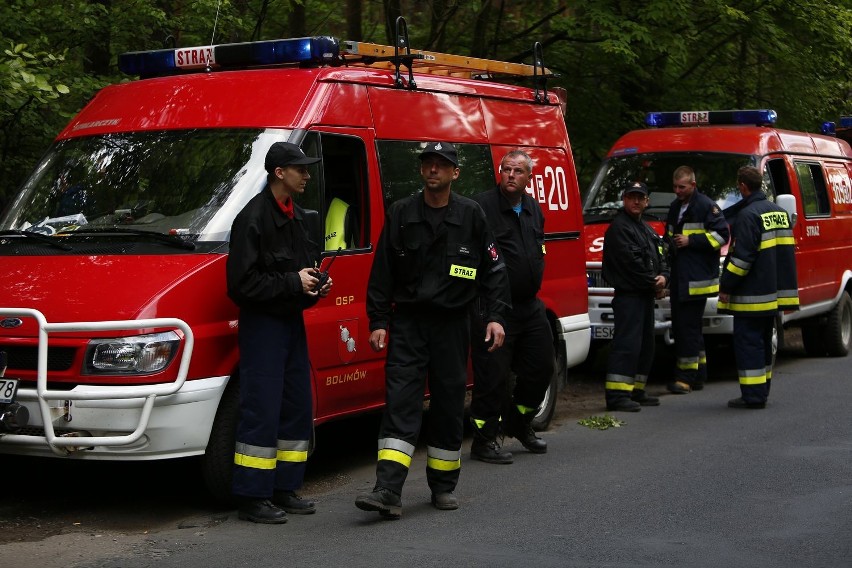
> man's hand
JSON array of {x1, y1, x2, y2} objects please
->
[
  {"x1": 369, "y1": 329, "x2": 387, "y2": 352},
  {"x1": 299, "y1": 267, "x2": 320, "y2": 295},
  {"x1": 654, "y1": 274, "x2": 667, "y2": 290},
  {"x1": 484, "y1": 322, "x2": 505, "y2": 352},
  {"x1": 673, "y1": 234, "x2": 689, "y2": 248},
  {"x1": 718, "y1": 292, "x2": 730, "y2": 304}
]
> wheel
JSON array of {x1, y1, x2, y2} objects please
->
[
  {"x1": 825, "y1": 291, "x2": 852, "y2": 357},
  {"x1": 530, "y1": 343, "x2": 566, "y2": 432},
  {"x1": 771, "y1": 314, "x2": 784, "y2": 366},
  {"x1": 801, "y1": 324, "x2": 827, "y2": 357},
  {"x1": 201, "y1": 377, "x2": 240, "y2": 505}
]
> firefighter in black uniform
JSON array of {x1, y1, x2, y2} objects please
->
[
  {"x1": 355, "y1": 141, "x2": 510, "y2": 518},
  {"x1": 468, "y1": 149, "x2": 551, "y2": 464},
  {"x1": 718, "y1": 166, "x2": 799, "y2": 409},
  {"x1": 603, "y1": 181, "x2": 669, "y2": 412},
  {"x1": 227, "y1": 142, "x2": 332, "y2": 524},
  {"x1": 665, "y1": 166, "x2": 730, "y2": 394}
]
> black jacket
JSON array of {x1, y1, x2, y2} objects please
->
[
  {"x1": 665, "y1": 190, "x2": 730, "y2": 298},
  {"x1": 367, "y1": 191, "x2": 510, "y2": 331},
  {"x1": 226, "y1": 185, "x2": 321, "y2": 317},
  {"x1": 472, "y1": 185, "x2": 545, "y2": 304},
  {"x1": 718, "y1": 191, "x2": 799, "y2": 316},
  {"x1": 603, "y1": 208, "x2": 669, "y2": 294}
]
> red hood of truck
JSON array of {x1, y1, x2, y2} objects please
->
[{"x1": 0, "y1": 254, "x2": 224, "y2": 324}]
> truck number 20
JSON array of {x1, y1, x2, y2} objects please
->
[{"x1": 529, "y1": 166, "x2": 569, "y2": 211}]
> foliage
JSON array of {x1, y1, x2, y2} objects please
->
[
  {"x1": 1, "y1": 0, "x2": 850, "y2": 208},
  {"x1": 578, "y1": 414, "x2": 625, "y2": 430}
]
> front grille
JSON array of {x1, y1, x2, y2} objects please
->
[
  {"x1": 587, "y1": 269, "x2": 611, "y2": 288},
  {"x1": 1, "y1": 346, "x2": 76, "y2": 371}
]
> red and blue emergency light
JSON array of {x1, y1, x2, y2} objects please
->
[
  {"x1": 645, "y1": 109, "x2": 777, "y2": 128},
  {"x1": 119, "y1": 36, "x2": 340, "y2": 77}
]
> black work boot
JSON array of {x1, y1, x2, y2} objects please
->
[
  {"x1": 272, "y1": 490, "x2": 316, "y2": 515},
  {"x1": 470, "y1": 417, "x2": 513, "y2": 464},
  {"x1": 504, "y1": 405, "x2": 547, "y2": 454},
  {"x1": 355, "y1": 486, "x2": 402, "y2": 519},
  {"x1": 237, "y1": 499, "x2": 288, "y2": 524},
  {"x1": 631, "y1": 389, "x2": 660, "y2": 406}
]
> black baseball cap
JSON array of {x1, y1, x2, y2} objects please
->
[
  {"x1": 419, "y1": 141, "x2": 459, "y2": 166},
  {"x1": 623, "y1": 181, "x2": 649, "y2": 196},
  {"x1": 264, "y1": 142, "x2": 321, "y2": 173}
]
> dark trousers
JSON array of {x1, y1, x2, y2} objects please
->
[
  {"x1": 470, "y1": 298, "x2": 554, "y2": 420},
  {"x1": 732, "y1": 315, "x2": 774, "y2": 404},
  {"x1": 376, "y1": 309, "x2": 469, "y2": 495},
  {"x1": 606, "y1": 292, "x2": 655, "y2": 404},
  {"x1": 232, "y1": 310, "x2": 313, "y2": 498},
  {"x1": 671, "y1": 287, "x2": 708, "y2": 386}
]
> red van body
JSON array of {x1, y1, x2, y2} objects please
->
[
  {"x1": 583, "y1": 110, "x2": 852, "y2": 359},
  {"x1": 0, "y1": 37, "x2": 590, "y2": 499}
]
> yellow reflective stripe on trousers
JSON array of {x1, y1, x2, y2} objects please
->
[
  {"x1": 234, "y1": 442, "x2": 277, "y2": 470},
  {"x1": 605, "y1": 376, "x2": 634, "y2": 391},
  {"x1": 427, "y1": 446, "x2": 461, "y2": 471},
  {"x1": 677, "y1": 356, "x2": 700, "y2": 371},
  {"x1": 739, "y1": 369, "x2": 767, "y2": 385},
  {"x1": 377, "y1": 437, "x2": 415, "y2": 468},
  {"x1": 277, "y1": 439, "x2": 309, "y2": 463}
]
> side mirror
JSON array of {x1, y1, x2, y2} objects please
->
[
  {"x1": 301, "y1": 208, "x2": 323, "y2": 247},
  {"x1": 776, "y1": 194, "x2": 797, "y2": 228}
]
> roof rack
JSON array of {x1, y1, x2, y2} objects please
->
[
  {"x1": 340, "y1": 16, "x2": 552, "y2": 100},
  {"x1": 341, "y1": 40, "x2": 552, "y2": 80}
]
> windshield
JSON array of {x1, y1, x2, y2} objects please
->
[
  {"x1": 0, "y1": 128, "x2": 294, "y2": 242},
  {"x1": 582, "y1": 152, "x2": 756, "y2": 223}
]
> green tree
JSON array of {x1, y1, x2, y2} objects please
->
[{"x1": 1, "y1": 0, "x2": 850, "y2": 206}]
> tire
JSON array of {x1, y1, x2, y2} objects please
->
[
  {"x1": 530, "y1": 343, "x2": 566, "y2": 432},
  {"x1": 201, "y1": 378, "x2": 240, "y2": 505},
  {"x1": 771, "y1": 314, "x2": 784, "y2": 366},
  {"x1": 801, "y1": 324, "x2": 827, "y2": 357},
  {"x1": 825, "y1": 291, "x2": 852, "y2": 357}
]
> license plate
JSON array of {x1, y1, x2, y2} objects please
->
[
  {"x1": 592, "y1": 325, "x2": 614, "y2": 339},
  {"x1": 0, "y1": 378, "x2": 19, "y2": 404}
]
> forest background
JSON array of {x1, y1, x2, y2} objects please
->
[{"x1": 1, "y1": 0, "x2": 850, "y2": 208}]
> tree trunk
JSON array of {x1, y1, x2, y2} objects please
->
[
  {"x1": 347, "y1": 0, "x2": 362, "y2": 41},
  {"x1": 289, "y1": 0, "x2": 307, "y2": 38},
  {"x1": 383, "y1": 0, "x2": 402, "y2": 45}
]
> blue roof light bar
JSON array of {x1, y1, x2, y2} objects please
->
[
  {"x1": 119, "y1": 37, "x2": 340, "y2": 77},
  {"x1": 645, "y1": 109, "x2": 778, "y2": 128}
]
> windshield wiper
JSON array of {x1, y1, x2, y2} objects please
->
[
  {"x1": 583, "y1": 205, "x2": 621, "y2": 214},
  {"x1": 0, "y1": 229, "x2": 73, "y2": 251},
  {"x1": 67, "y1": 227, "x2": 196, "y2": 250}
]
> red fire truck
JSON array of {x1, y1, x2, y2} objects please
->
[
  {"x1": 583, "y1": 109, "x2": 852, "y2": 361},
  {"x1": 0, "y1": 31, "x2": 590, "y2": 500}
]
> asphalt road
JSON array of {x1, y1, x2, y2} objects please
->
[{"x1": 2, "y1": 336, "x2": 851, "y2": 568}]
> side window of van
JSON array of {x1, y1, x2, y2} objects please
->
[
  {"x1": 299, "y1": 132, "x2": 368, "y2": 251},
  {"x1": 375, "y1": 141, "x2": 495, "y2": 206},
  {"x1": 765, "y1": 158, "x2": 789, "y2": 198},
  {"x1": 795, "y1": 161, "x2": 831, "y2": 217}
]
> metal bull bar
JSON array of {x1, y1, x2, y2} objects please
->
[{"x1": 0, "y1": 308, "x2": 193, "y2": 455}]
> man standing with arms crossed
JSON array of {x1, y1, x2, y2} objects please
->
[
  {"x1": 718, "y1": 166, "x2": 798, "y2": 408},
  {"x1": 468, "y1": 149, "x2": 551, "y2": 464},
  {"x1": 355, "y1": 142, "x2": 510, "y2": 518},
  {"x1": 666, "y1": 166, "x2": 730, "y2": 394}
]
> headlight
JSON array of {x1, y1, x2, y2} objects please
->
[{"x1": 84, "y1": 331, "x2": 180, "y2": 375}]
